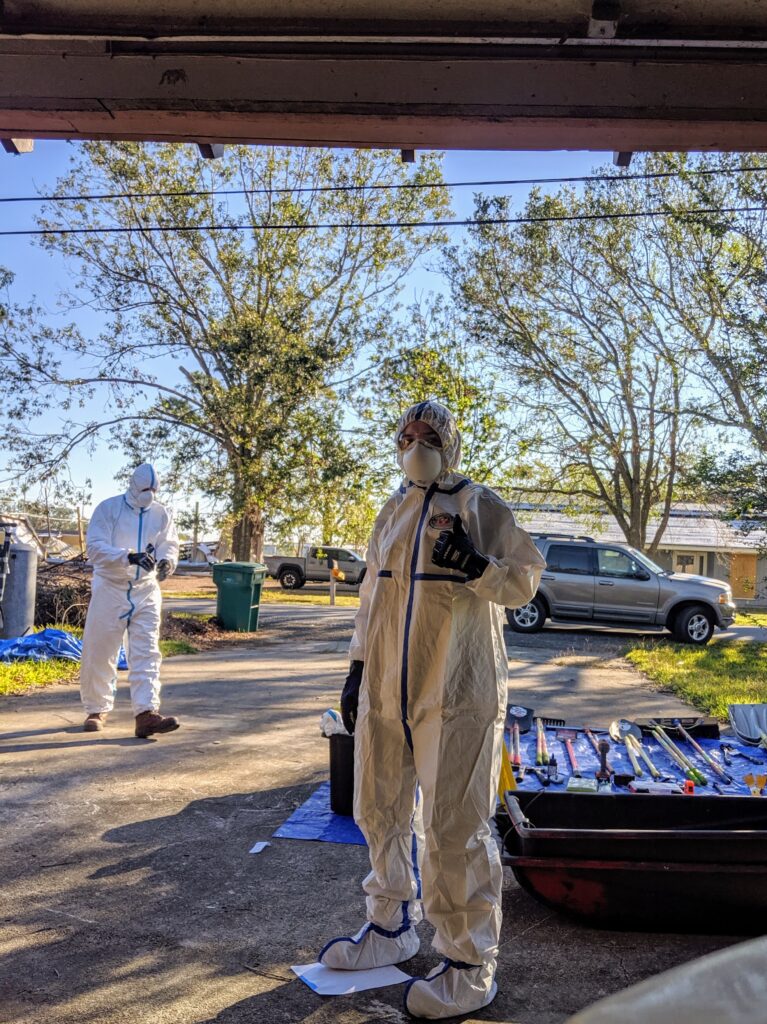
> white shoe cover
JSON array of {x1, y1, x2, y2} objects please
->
[
  {"x1": 319, "y1": 922, "x2": 420, "y2": 970},
  {"x1": 404, "y1": 960, "x2": 498, "y2": 1019}
]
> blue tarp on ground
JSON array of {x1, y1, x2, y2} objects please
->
[
  {"x1": 0, "y1": 628, "x2": 127, "y2": 670},
  {"x1": 273, "y1": 781, "x2": 365, "y2": 845}
]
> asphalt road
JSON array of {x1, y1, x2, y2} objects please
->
[{"x1": 164, "y1": 596, "x2": 765, "y2": 646}]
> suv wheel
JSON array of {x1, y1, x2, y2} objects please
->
[
  {"x1": 507, "y1": 597, "x2": 547, "y2": 633},
  {"x1": 279, "y1": 567, "x2": 304, "y2": 590},
  {"x1": 673, "y1": 605, "x2": 714, "y2": 645}
]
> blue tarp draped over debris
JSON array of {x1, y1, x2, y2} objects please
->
[{"x1": 0, "y1": 627, "x2": 127, "y2": 669}]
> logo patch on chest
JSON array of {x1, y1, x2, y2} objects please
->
[{"x1": 428, "y1": 512, "x2": 454, "y2": 533}]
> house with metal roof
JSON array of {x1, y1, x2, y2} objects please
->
[{"x1": 513, "y1": 504, "x2": 767, "y2": 603}]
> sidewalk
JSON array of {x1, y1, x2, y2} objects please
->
[{"x1": 0, "y1": 640, "x2": 741, "y2": 1024}]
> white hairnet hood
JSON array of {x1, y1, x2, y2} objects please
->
[{"x1": 395, "y1": 400, "x2": 462, "y2": 480}]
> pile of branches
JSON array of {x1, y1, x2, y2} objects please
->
[{"x1": 35, "y1": 558, "x2": 92, "y2": 628}]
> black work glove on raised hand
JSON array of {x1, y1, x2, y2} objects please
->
[
  {"x1": 431, "y1": 514, "x2": 489, "y2": 581},
  {"x1": 156, "y1": 559, "x2": 172, "y2": 581},
  {"x1": 127, "y1": 550, "x2": 156, "y2": 573},
  {"x1": 340, "y1": 660, "x2": 364, "y2": 735}
]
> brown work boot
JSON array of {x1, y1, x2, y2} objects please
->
[
  {"x1": 135, "y1": 711, "x2": 180, "y2": 739},
  {"x1": 83, "y1": 713, "x2": 108, "y2": 732}
]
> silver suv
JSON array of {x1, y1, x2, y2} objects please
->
[{"x1": 508, "y1": 534, "x2": 736, "y2": 645}]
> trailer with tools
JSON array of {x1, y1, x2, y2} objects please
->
[{"x1": 495, "y1": 704, "x2": 767, "y2": 933}]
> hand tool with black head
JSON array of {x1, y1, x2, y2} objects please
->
[{"x1": 556, "y1": 728, "x2": 582, "y2": 778}]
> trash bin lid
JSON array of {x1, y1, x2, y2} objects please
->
[{"x1": 212, "y1": 561, "x2": 267, "y2": 579}]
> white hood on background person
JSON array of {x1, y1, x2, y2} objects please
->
[{"x1": 126, "y1": 464, "x2": 158, "y2": 509}]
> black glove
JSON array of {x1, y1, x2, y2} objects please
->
[
  {"x1": 128, "y1": 550, "x2": 156, "y2": 573},
  {"x1": 156, "y1": 559, "x2": 172, "y2": 581},
  {"x1": 431, "y1": 514, "x2": 489, "y2": 581},
  {"x1": 340, "y1": 660, "x2": 364, "y2": 735}
]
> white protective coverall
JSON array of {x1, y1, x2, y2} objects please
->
[
  {"x1": 320, "y1": 401, "x2": 545, "y2": 1019},
  {"x1": 80, "y1": 464, "x2": 179, "y2": 716}
]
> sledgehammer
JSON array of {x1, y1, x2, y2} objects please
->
[{"x1": 556, "y1": 728, "x2": 582, "y2": 778}]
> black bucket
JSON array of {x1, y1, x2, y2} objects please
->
[{"x1": 329, "y1": 733, "x2": 355, "y2": 816}]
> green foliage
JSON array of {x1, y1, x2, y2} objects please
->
[
  {"x1": 626, "y1": 638, "x2": 767, "y2": 720},
  {"x1": 354, "y1": 297, "x2": 522, "y2": 493},
  {"x1": 6, "y1": 144, "x2": 449, "y2": 558},
  {"x1": 0, "y1": 658, "x2": 80, "y2": 697},
  {"x1": 447, "y1": 160, "x2": 704, "y2": 551}
]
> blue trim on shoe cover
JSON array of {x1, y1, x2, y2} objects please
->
[
  {"x1": 403, "y1": 959, "x2": 483, "y2": 1014},
  {"x1": 318, "y1": 904, "x2": 414, "y2": 963}
]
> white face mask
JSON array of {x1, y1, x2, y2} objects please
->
[
  {"x1": 133, "y1": 490, "x2": 155, "y2": 509},
  {"x1": 402, "y1": 442, "x2": 443, "y2": 486}
]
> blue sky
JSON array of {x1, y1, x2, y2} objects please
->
[{"x1": 0, "y1": 143, "x2": 610, "y2": 518}]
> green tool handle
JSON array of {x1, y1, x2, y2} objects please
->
[
  {"x1": 675, "y1": 720, "x2": 732, "y2": 783},
  {"x1": 535, "y1": 719, "x2": 549, "y2": 766},
  {"x1": 652, "y1": 728, "x2": 707, "y2": 785},
  {"x1": 627, "y1": 734, "x2": 660, "y2": 779},
  {"x1": 623, "y1": 735, "x2": 643, "y2": 777}
]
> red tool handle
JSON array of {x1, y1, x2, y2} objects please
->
[
  {"x1": 511, "y1": 722, "x2": 521, "y2": 768},
  {"x1": 564, "y1": 738, "x2": 579, "y2": 775}
]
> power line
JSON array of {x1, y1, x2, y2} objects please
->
[
  {"x1": 4, "y1": 203, "x2": 765, "y2": 238},
  {"x1": 1, "y1": 163, "x2": 767, "y2": 207}
]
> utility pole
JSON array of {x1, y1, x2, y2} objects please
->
[
  {"x1": 192, "y1": 501, "x2": 200, "y2": 562},
  {"x1": 76, "y1": 509, "x2": 85, "y2": 558}
]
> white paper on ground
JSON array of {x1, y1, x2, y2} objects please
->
[
  {"x1": 291, "y1": 961, "x2": 411, "y2": 995},
  {"x1": 249, "y1": 841, "x2": 271, "y2": 854}
]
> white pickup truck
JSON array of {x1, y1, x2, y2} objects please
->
[{"x1": 264, "y1": 545, "x2": 367, "y2": 589}]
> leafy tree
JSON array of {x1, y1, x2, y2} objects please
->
[
  {"x1": 355, "y1": 297, "x2": 521, "y2": 491},
  {"x1": 448, "y1": 179, "x2": 698, "y2": 554},
  {"x1": 5, "y1": 144, "x2": 449, "y2": 559}
]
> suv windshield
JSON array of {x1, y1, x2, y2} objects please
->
[{"x1": 628, "y1": 548, "x2": 667, "y2": 575}]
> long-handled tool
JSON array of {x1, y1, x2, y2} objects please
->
[
  {"x1": 585, "y1": 728, "x2": 612, "y2": 771},
  {"x1": 728, "y1": 704, "x2": 767, "y2": 749},
  {"x1": 556, "y1": 728, "x2": 582, "y2": 778},
  {"x1": 596, "y1": 740, "x2": 612, "y2": 789},
  {"x1": 675, "y1": 719, "x2": 732, "y2": 784},
  {"x1": 625, "y1": 732, "x2": 662, "y2": 779},
  {"x1": 535, "y1": 717, "x2": 550, "y2": 766},
  {"x1": 511, "y1": 720, "x2": 522, "y2": 770},
  {"x1": 609, "y1": 720, "x2": 644, "y2": 777},
  {"x1": 650, "y1": 721, "x2": 707, "y2": 786}
]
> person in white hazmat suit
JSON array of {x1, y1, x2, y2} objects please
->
[
  {"x1": 318, "y1": 400, "x2": 545, "y2": 1019},
  {"x1": 80, "y1": 464, "x2": 181, "y2": 739}
]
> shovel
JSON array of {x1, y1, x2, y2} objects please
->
[
  {"x1": 728, "y1": 704, "x2": 767, "y2": 749},
  {"x1": 609, "y1": 719, "x2": 644, "y2": 777}
]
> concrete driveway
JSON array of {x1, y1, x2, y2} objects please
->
[{"x1": 0, "y1": 627, "x2": 744, "y2": 1024}]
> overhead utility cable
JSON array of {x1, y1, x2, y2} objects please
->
[
  {"x1": 1, "y1": 203, "x2": 764, "y2": 238},
  {"x1": 1, "y1": 164, "x2": 767, "y2": 206}
]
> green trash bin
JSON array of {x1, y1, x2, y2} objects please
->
[{"x1": 212, "y1": 561, "x2": 266, "y2": 632}]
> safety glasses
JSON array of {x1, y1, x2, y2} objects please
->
[{"x1": 397, "y1": 432, "x2": 443, "y2": 451}]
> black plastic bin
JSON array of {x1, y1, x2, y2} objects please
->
[
  {"x1": 329, "y1": 734, "x2": 354, "y2": 816},
  {"x1": 496, "y1": 792, "x2": 767, "y2": 934}
]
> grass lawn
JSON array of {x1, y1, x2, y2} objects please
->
[
  {"x1": 735, "y1": 611, "x2": 767, "y2": 629},
  {"x1": 0, "y1": 625, "x2": 197, "y2": 697},
  {"x1": 626, "y1": 639, "x2": 767, "y2": 719}
]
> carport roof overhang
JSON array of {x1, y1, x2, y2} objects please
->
[{"x1": 3, "y1": 1, "x2": 767, "y2": 150}]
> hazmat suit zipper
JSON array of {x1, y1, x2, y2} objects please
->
[
  {"x1": 135, "y1": 508, "x2": 145, "y2": 581},
  {"x1": 399, "y1": 483, "x2": 437, "y2": 750}
]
